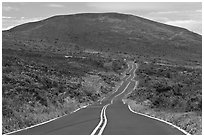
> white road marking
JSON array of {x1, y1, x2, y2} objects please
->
[
  {"x1": 92, "y1": 62, "x2": 137, "y2": 135},
  {"x1": 126, "y1": 62, "x2": 136, "y2": 81},
  {"x1": 71, "y1": 108, "x2": 81, "y2": 113},
  {"x1": 107, "y1": 81, "x2": 124, "y2": 100},
  {"x1": 131, "y1": 63, "x2": 138, "y2": 81},
  {"x1": 128, "y1": 63, "x2": 134, "y2": 73},
  {"x1": 91, "y1": 77, "x2": 131, "y2": 134},
  {"x1": 5, "y1": 104, "x2": 89, "y2": 135},
  {"x1": 91, "y1": 80, "x2": 126, "y2": 135},
  {"x1": 125, "y1": 74, "x2": 132, "y2": 81},
  {"x1": 90, "y1": 105, "x2": 106, "y2": 135},
  {"x1": 127, "y1": 63, "x2": 130, "y2": 71},
  {"x1": 111, "y1": 82, "x2": 131, "y2": 104},
  {"x1": 122, "y1": 99, "x2": 126, "y2": 104},
  {"x1": 124, "y1": 81, "x2": 138, "y2": 99},
  {"x1": 127, "y1": 105, "x2": 191, "y2": 135},
  {"x1": 121, "y1": 74, "x2": 126, "y2": 79},
  {"x1": 125, "y1": 65, "x2": 133, "y2": 81},
  {"x1": 126, "y1": 62, "x2": 190, "y2": 135},
  {"x1": 100, "y1": 97, "x2": 106, "y2": 104},
  {"x1": 113, "y1": 81, "x2": 124, "y2": 94},
  {"x1": 5, "y1": 62, "x2": 134, "y2": 135},
  {"x1": 133, "y1": 81, "x2": 138, "y2": 91},
  {"x1": 122, "y1": 63, "x2": 131, "y2": 79},
  {"x1": 65, "y1": 55, "x2": 73, "y2": 58},
  {"x1": 98, "y1": 104, "x2": 110, "y2": 135},
  {"x1": 125, "y1": 62, "x2": 190, "y2": 135}
]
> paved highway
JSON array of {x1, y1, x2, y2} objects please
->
[{"x1": 9, "y1": 62, "x2": 186, "y2": 135}]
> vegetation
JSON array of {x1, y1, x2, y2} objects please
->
[
  {"x1": 3, "y1": 13, "x2": 201, "y2": 63},
  {"x1": 127, "y1": 61, "x2": 202, "y2": 134},
  {"x1": 2, "y1": 12, "x2": 201, "y2": 135},
  {"x1": 129, "y1": 62, "x2": 201, "y2": 113},
  {"x1": 2, "y1": 49, "x2": 127, "y2": 134}
]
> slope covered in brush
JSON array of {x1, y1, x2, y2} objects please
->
[{"x1": 3, "y1": 13, "x2": 202, "y2": 63}]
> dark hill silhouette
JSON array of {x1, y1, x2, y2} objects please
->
[{"x1": 3, "y1": 12, "x2": 202, "y2": 63}]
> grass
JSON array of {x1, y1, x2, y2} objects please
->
[
  {"x1": 2, "y1": 98, "x2": 80, "y2": 134},
  {"x1": 3, "y1": 13, "x2": 201, "y2": 64},
  {"x1": 127, "y1": 59, "x2": 202, "y2": 135},
  {"x1": 128, "y1": 61, "x2": 201, "y2": 112},
  {"x1": 125, "y1": 99, "x2": 202, "y2": 135},
  {"x1": 2, "y1": 49, "x2": 127, "y2": 134}
]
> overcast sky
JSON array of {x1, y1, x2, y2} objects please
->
[{"x1": 2, "y1": 2, "x2": 202, "y2": 34}]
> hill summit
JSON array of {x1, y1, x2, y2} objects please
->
[{"x1": 3, "y1": 12, "x2": 202, "y2": 63}]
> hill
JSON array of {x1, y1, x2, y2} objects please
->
[
  {"x1": 2, "y1": 12, "x2": 202, "y2": 134},
  {"x1": 3, "y1": 12, "x2": 202, "y2": 64},
  {"x1": 2, "y1": 48, "x2": 127, "y2": 134}
]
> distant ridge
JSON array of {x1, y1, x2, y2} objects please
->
[{"x1": 3, "y1": 12, "x2": 202, "y2": 63}]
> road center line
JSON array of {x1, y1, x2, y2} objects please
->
[
  {"x1": 98, "y1": 104, "x2": 110, "y2": 135},
  {"x1": 121, "y1": 63, "x2": 131, "y2": 79},
  {"x1": 91, "y1": 81, "x2": 131, "y2": 135},
  {"x1": 111, "y1": 82, "x2": 131, "y2": 104},
  {"x1": 91, "y1": 62, "x2": 134, "y2": 135},
  {"x1": 126, "y1": 63, "x2": 136, "y2": 81},
  {"x1": 90, "y1": 105, "x2": 106, "y2": 135},
  {"x1": 100, "y1": 97, "x2": 106, "y2": 104},
  {"x1": 131, "y1": 63, "x2": 137, "y2": 81},
  {"x1": 128, "y1": 63, "x2": 134, "y2": 73},
  {"x1": 125, "y1": 74, "x2": 132, "y2": 81},
  {"x1": 133, "y1": 81, "x2": 138, "y2": 91},
  {"x1": 125, "y1": 66, "x2": 133, "y2": 81}
]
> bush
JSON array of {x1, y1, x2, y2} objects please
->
[
  {"x1": 2, "y1": 49, "x2": 125, "y2": 134},
  {"x1": 128, "y1": 61, "x2": 202, "y2": 113}
]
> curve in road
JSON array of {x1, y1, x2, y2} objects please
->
[{"x1": 8, "y1": 62, "x2": 187, "y2": 135}]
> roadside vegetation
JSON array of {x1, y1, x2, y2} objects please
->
[
  {"x1": 2, "y1": 49, "x2": 127, "y2": 134},
  {"x1": 127, "y1": 60, "x2": 202, "y2": 134}
]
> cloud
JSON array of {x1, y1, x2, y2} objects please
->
[
  {"x1": 87, "y1": 2, "x2": 201, "y2": 13},
  {"x1": 87, "y1": 3, "x2": 135, "y2": 11},
  {"x1": 2, "y1": 16, "x2": 14, "y2": 19},
  {"x1": 165, "y1": 20, "x2": 202, "y2": 34},
  {"x1": 2, "y1": 2, "x2": 201, "y2": 34},
  {"x1": 87, "y1": 3, "x2": 162, "y2": 12},
  {"x1": 146, "y1": 9, "x2": 201, "y2": 20},
  {"x1": 195, "y1": 9, "x2": 202, "y2": 12},
  {"x1": 47, "y1": 4, "x2": 64, "y2": 8},
  {"x1": 141, "y1": 8, "x2": 202, "y2": 34},
  {"x1": 2, "y1": 6, "x2": 18, "y2": 12},
  {"x1": 2, "y1": 17, "x2": 44, "y2": 30}
]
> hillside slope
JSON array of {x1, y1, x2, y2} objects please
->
[
  {"x1": 3, "y1": 12, "x2": 202, "y2": 63},
  {"x1": 2, "y1": 48, "x2": 127, "y2": 134}
]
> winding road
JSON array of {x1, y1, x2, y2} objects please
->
[{"x1": 9, "y1": 62, "x2": 186, "y2": 135}]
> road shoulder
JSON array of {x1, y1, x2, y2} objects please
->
[{"x1": 123, "y1": 99, "x2": 202, "y2": 135}]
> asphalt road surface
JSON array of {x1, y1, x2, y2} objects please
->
[{"x1": 9, "y1": 62, "x2": 186, "y2": 135}]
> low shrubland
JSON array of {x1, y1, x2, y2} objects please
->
[
  {"x1": 2, "y1": 49, "x2": 127, "y2": 134},
  {"x1": 127, "y1": 61, "x2": 202, "y2": 134}
]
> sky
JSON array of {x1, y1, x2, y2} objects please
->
[{"x1": 2, "y1": 2, "x2": 202, "y2": 34}]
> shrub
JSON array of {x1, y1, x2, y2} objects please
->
[{"x1": 128, "y1": 61, "x2": 202, "y2": 113}]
